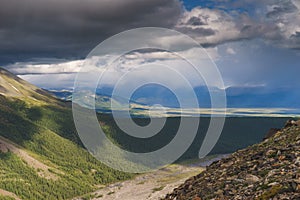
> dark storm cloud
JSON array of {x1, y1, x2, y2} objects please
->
[
  {"x1": 0, "y1": 0, "x2": 182, "y2": 64},
  {"x1": 291, "y1": 31, "x2": 300, "y2": 38},
  {"x1": 266, "y1": 0, "x2": 298, "y2": 18},
  {"x1": 176, "y1": 27, "x2": 216, "y2": 37},
  {"x1": 186, "y1": 16, "x2": 207, "y2": 26},
  {"x1": 1, "y1": 0, "x2": 299, "y2": 66}
]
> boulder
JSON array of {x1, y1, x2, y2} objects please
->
[
  {"x1": 263, "y1": 128, "x2": 280, "y2": 140},
  {"x1": 284, "y1": 119, "x2": 300, "y2": 128}
]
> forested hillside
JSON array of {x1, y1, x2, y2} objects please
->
[{"x1": 0, "y1": 68, "x2": 131, "y2": 200}]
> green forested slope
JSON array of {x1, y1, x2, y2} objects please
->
[{"x1": 0, "y1": 68, "x2": 131, "y2": 200}]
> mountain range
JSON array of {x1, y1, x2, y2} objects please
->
[
  {"x1": 48, "y1": 84, "x2": 300, "y2": 109},
  {"x1": 46, "y1": 84, "x2": 300, "y2": 118}
]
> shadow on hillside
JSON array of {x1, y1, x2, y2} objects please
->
[
  {"x1": 0, "y1": 95, "x2": 40, "y2": 144},
  {"x1": 0, "y1": 94, "x2": 291, "y2": 160},
  {"x1": 0, "y1": 95, "x2": 82, "y2": 146},
  {"x1": 98, "y1": 114, "x2": 289, "y2": 163}
]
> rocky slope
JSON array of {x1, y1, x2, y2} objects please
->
[{"x1": 164, "y1": 121, "x2": 300, "y2": 200}]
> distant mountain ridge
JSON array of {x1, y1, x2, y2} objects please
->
[
  {"x1": 47, "y1": 86, "x2": 300, "y2": 118},
  {"x1": 48, "y1": 84, "x2": 300, "y2": 109}
]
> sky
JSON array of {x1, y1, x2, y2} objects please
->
[{"x1": 1, "y1": 0, "x2": 300, "y2": 107}]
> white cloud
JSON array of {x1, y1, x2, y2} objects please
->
[
  {"x1": 226, "y1": 47, "x2": 236, "y2": 55},
  {"x1": 292, "y1": 0, "x2": 300, "y2": 9},
  {"x1": 123, "y1": 47, "x2": 220, "y2": 61},
  {"x1": 19, "y1": 73, "x2": 77, "y2": 89},
  {"x1": 272, "y1": 1, "x2": 300, "y2": 48},
  {"x1": 9, "y1": 46, "x2": 223, "y2": 89},
  {"x1": 175, "y1": 2, "x2": 300, "y2": 49},
  {"x1": 6, "y1": 59, "x2": 84, "y2": 74},
  {"x1": 176, "y1": 7, "x2": 241, "y2": 45}
]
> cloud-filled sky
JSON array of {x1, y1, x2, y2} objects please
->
[{"x1": 1, "y1": 0, "x2": 300, "y2": 107}]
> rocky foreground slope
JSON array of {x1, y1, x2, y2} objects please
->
[{"x1": 164, "y1": 121, "x2": 300, "y2": 200}]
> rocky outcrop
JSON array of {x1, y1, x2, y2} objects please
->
[
  {"x1": 285, "y1": 119, "x2": 300, "y2": 128},
  {"x1": 263, "y1": 128, "x2": 281, "y2": 140},
  {"x1": 163, "y1": 122, "x2": 300, "y2": 200}
]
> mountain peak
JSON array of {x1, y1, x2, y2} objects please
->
[{"x1": 0, "y1": 67, "x2": 59, "y2": 105}]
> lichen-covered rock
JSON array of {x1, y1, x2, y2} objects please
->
[{"x1": 163, "y1": 124, "x2": 300, "y2": 200}]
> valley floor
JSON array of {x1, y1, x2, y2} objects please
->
[
  {"x1": 74, "y1": 155, "x2": 227, "y2": 200},
  {"x1": 78, "y1": 165, "x2": 203, "y2": 200}
]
